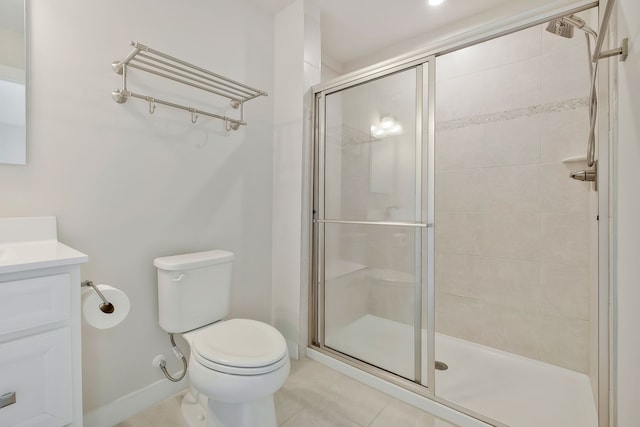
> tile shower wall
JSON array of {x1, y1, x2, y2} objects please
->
[{"x1": 434, "y1": 20, "x2": 594, "y2": 372}]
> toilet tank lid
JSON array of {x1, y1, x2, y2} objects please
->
[{"x1": 153, "y1": 250, "x2": 234, "y2": 271}]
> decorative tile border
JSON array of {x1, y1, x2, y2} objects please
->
[
  {"x1": 325, "y1": 97, "x2": 590, "y2": 145},
  {"x1": 436, "y1": 97, "x2": 590, "y2": 131}
]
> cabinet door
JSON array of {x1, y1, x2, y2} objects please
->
[
  {"x1": 0, "y1": 327, "x2": 72, "y2": 427},
  {"x1": 0, "y1": 274, "x2": 70, "y2": 336}
]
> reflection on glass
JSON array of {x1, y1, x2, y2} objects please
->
[
  {"x1": 324, "y1": 69, "x2": 416, "y2": 222},
  {"x1": 0, "y1": 0, "x2": 26, "y2": 165}
]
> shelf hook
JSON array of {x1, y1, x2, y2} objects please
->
[
  {"x1": 225, "y1": 119, "x2": 240, "y2": 131},
  {"x1": 190, "y1": 109, "x2": 198, "y2": 124},
  {"x1": 148, "y1": 98, "x2": 156, "y2": 114}
]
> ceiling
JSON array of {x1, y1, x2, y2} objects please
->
[
  {"x1": 2, "y1": 0, "x2": 585, "y2": 71},
  {"x1": 249, "y1": 0, "x2": 584, "y2": 70}
]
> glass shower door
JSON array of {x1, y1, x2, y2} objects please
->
[{"x1": 316, "y1": 65, "x2": 432, "y2": 385}]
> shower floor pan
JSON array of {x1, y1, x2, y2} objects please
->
[{"x1": 326, "y1": 314, "x2": 597, "y2": 427}]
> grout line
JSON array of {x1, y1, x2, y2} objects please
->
[
  {"x1": 366, "y1": 399, "x2": 394, "y2": 427},
  {"x1": 275, "y1": 391, "x2": 306, "y2": 427}
]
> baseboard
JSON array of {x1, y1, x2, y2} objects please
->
[{"x1": 83, "y1": 373, "x2": 188, "y2": 427}]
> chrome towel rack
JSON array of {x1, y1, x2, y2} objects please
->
[{"x1": 111, "y1": 41, "x2": 268, "y2": 131}]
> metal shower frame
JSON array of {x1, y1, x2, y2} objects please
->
[{"x1": 309, "y1": 1, "x2": 617, "y2": 426}]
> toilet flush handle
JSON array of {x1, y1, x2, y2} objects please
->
[{"x1": 171, "y1": 273, "x2": 186, "y2": 282}]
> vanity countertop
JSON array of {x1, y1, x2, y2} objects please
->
[
  {"x1": 0, "y1": 240, "x2": 88, "y2": 275},
  {"x1": 0, "y1": 216, "x2": 88, "y2": 275}
]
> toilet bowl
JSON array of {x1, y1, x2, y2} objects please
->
[
  {"x1": 154, "y1": 250, "x2": 290, "y2": 427},
  {"x1": 182, "y1": 319, "x2": 290, "y2": 427}
]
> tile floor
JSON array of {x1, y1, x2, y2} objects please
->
[{"x1": 115, "y1": 357, "x2": 455, "y2": 427}]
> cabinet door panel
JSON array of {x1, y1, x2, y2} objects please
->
[
  {"x1": 0, "y1": 327, "x2": 72, "y2": 427},
  {"x1": 0, "y1": 274, "x2": 70, "y2": 335}
]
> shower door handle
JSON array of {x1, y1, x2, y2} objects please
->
[{"x1": 316, "y1": 219, "x2": 431, "y2": 228}]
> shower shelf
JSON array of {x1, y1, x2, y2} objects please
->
[{"x1": 111, "y1": 41, "x2": 268, "y2": 131}]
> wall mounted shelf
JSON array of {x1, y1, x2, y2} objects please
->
[{"x1": 111, "y1": 41, "x2": 267, "y2": 131}]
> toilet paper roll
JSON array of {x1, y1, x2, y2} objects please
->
[{"x1": 82, "y1": 284, "x2": 130, "y2": 329}]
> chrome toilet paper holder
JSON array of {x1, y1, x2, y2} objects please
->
[{"x1": 81, "y1": 280, "x2": 115, "y2": 314}]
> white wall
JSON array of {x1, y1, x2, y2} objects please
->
[
  {"x1": 272, "y1": 0, "x2": 320, "y2": 359},
  {"x1": 272, "y1": 0, "x2": 304, "y2": 360},
  {"x1": 0, "y1": 0, "x2": 274, "y2": 421},
  {"x1": 614, "y1": 0, "x2": 640, "y2": 425}
]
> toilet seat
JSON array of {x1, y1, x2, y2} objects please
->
[{"x1": 190, "y1": 319, "x2": 288, "y2": 375}]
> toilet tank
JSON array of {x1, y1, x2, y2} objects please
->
[{"x1": 154, "y1": 250, "x2": 234, "y2": 333}]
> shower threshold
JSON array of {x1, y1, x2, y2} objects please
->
[{"x1": 321, "y1": 314, "x2": 596, "y2": 427}]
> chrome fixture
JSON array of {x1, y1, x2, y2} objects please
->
[
  {"x1": 435, "y1": 361, "x2": 449, "y2": 371},
  {"x1": 157, "y1": 333, "x2": 188, "y2": 382},
  {"x1": 547, "y1": 1, "x2": 629, "y2": 189},
  {"x1": 112, "y1": 41, "x2": 268, "y2": 131},
  {"x1": 81, "y1": 280, "x2": 115, "y2": 314},
  {"x1": 561, "y1": 15, "x2": 598, "y2": 39},
  {"x1": 315, "y1": 218, "x2": 431, "y2": 228},
  {"x1": 571, "y1": 161, "x2": 598, "y2": 191},
  {"x1": 570, "y1": 169, "x2": 597, "y2": 182},
  {"x1": 545, "y1": 13, "x2": 599, "y2": 173},
  {"x1": 545, "y1": 14, "x2": 597, "y2": 40},
  {"x1": 545, "y1": 19, "x2": 574, "y2": 38},
  {"x1": 591, "y1": 0, "x2": 629, "y2": 64}
]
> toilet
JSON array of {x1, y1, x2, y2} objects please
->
[{"x1": 154, "y1": 250, "x2": 290, "y2": 427}]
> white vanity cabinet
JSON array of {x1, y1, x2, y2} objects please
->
[{"x1": 0, "y1": 217, "x2": 87, "y2": 427}]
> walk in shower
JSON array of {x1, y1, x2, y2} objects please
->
[{"x1": 311, "y1": 5, "x2": 611, "y2": 427}]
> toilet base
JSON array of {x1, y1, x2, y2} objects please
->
[
  {"x1": 181, "y1": 388, "x2": 207, "y2": 427},
  {"x1": 180, "y1": 387, "x2": 277, "y2": 427}
]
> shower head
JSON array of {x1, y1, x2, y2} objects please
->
[
  {"x1": 546, "y1": 19, "x2": 574, "y2": 38},
  {"x1": 546, "y1": 15, "x2": 598, "y2": 40}
]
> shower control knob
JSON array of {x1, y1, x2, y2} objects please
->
[{"x1": 570, "y1": 169, "x2": 596, "y2": 182}]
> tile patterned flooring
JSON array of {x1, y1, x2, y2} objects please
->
[{"x1": 116, "y1": 357, "x2": 454, "y2": 427}]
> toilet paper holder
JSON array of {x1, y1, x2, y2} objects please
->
[{"x1": 81, "y1": 280, "x2": 115, "y2": 314}]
